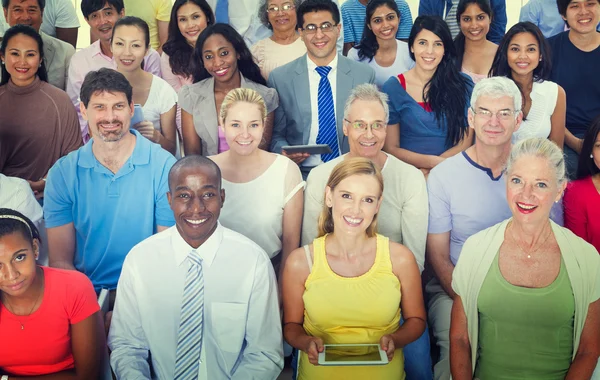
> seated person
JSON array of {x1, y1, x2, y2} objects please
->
[
  {"x1": 490, "y1": 22, "x2": 566, "y2": 148},
  {"x1": 268, "y1": 0, "x2": 375, "y2": 176},
  {"x1": 283, "y1": 157, "x2": 426, "y2": 380},
  {"x1": 382, "y1": 16, "x2": 474, "y2": 177},
  {"x1": 179, "y1": 23, "x2": 278, "y2": 156},
  {"x1": 67, "y1": 0, "x2": 162, "y2": 143},
  {"x1": 0, "y1": 25, "x2": 81, "y2": 199},
  {"x1": 210, "y1": 88, "x2": 304, "y2": 276},
  {"x1": 301, "y1": 83, "x2": 431, "y2": 379},
  {"x1": 0, "y1": 174, "x2": 42, "y2": 227},
  {"x1": 108, "y1": 155, "x2": 284, "y2": 379},
  {"x1": 426, "y1": 76, "x2": 563, "y2": 380},
  {"x1": 0, "y1": 208, "x2": 105, "y2": 379},
  {"x1": 251, "y1": 0, "x2": 306, "y2": 80},
  {"x1": 122, "y1": 0, "x2": 171, "y2": 51},
  {"x1": 453, "y1": 0, "x2": 498, "y2": 84},
  {"x1": 39, "y1": 0, "x2": 80, "y2": 47},
  {"x1": 44, "y1": 68, "x2": 176, "y2": 296},
  {"x1": 548, "y1": 0, "x2": 600, "y2": 178},
  {"x1": 112, "y1": 16, "x2": 177, "y2": 155},
  {"x1": 2, "y1": 0, "x2": 74, "y2": 90},
  {"x1": 347, "y1": 0, "x2": 415, "y2": 89},
  {"x1": 418, "y1": 0, "x2": 507, "y2": 43},
  {"x1": 451, "y1": 138, "x2": 600, "y2": 379},
  {"x1": 564, "y1": 116, "x2": 600, "y2": 254},
  {"x1": 341, "y1": 0, "x2": 413, "y2": 55}
]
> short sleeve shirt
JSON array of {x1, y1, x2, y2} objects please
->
[
  {"x1": 123, "y1": 0, "x2": 172, "y2": 49},
  {"x1": 40, "y1": 0, "x2": 81, "y2": 37},
  {"x1": 43, "y1": 130, "x2": 176, "y2": 290}
]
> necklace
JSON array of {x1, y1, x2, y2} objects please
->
[
  {"x1": 508, "y1": 222, "x2": 553, "y2": 259},
  {"x1": 2, "y1": 287, "x2": 43, "y2": 330}
]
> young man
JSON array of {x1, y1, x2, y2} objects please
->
[
  {"x1": 44, "y1": 68, "x2": 175, "y2": 296},
  {"x1": 268, "y1": 0, "x2": 375, "y2": 177},
  {"x1": 549, "y1": 0, "x2": 600, "y2": 178},
  {"x1": 2, "y1": 0, "x2": 74, "y2": 90},
  {"x1": 108, "y1": 155, "x2": 283, "y2": 379},
  {"x1": 67, "y1": 0, "x2": 162, "y2": 143}
]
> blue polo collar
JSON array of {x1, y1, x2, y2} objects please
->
[{"x1": 77, "y1": 129, "x2": 151, "y2": 170}]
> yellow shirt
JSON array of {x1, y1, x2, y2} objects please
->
[
  {"x1": 299, "y1": 234, "x2": 405, "y2": 380},
  {"x1": 124, "y1": 0, "x2": 172, "y2": 49}
]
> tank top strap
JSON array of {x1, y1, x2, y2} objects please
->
[
  {"x1": 310, "y1": 235, "x2": 328, "y2": 276},
  {"x1": 375, "y1": 234, "x2": 393, "y2": 274}
]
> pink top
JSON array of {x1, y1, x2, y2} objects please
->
[
  {"x1": 461, "y1": 66, "x2": 487, "y2": 84},
  {"x1": 564, "y1": 176, "x2": 600, "y2": 254},
  {"x1": 218, "y1": 126, "x2": 230, "y2": 153},
  {"x1": 160, "y1": 52, "x2": 193, "y2": 93}
]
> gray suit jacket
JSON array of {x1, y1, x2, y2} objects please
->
[
  {"x1": 41, "y1": 32, "x2": 75, "y2": 91},
  {"x1": 268, "y1": 54, "x2": 376, "y2": 155}
]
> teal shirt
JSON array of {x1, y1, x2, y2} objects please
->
[{"x1": 475, "y1": 253, "x2": 574, "y2": 379}]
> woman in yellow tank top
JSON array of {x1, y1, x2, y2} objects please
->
[{"x1": 282, "y1": 157, "x2": 426, "y2": 380}]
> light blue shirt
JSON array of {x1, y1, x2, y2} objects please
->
[
  {"x1": 44, "y1": 130, "x2": 176, "y2": 290},
  {"x1": 519, "y1": 0, "x2": 600, "y2": 38}
]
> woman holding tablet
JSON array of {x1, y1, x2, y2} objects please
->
[{"x1": 282, "y1": 157, "x2": 426, "y2": 380}]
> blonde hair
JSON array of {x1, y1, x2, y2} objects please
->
[
  {"x1": 506, "y1": 138, "x2": 567, "y2": 186},
  {"x1": 219, "y1": 87, "x2": 268, "y2": 124},
  {"x1": 317, "y1": 157, "x2": 384, "y2": 238}
]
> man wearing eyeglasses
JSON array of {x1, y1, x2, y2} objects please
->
[
  {"x1": 426, "y1": 77, "x2": 563, "y2": 380},
  {"x1": 268, "y1": 0, "x2": 376, "y2": 178}
]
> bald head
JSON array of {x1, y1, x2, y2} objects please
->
[{"x1": 168, "y1": 155, "x2": 222, "y2": 192}]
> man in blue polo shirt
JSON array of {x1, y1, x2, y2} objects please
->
[{"x1": 44, "y1": 68, "x2": 176, "y2": 298}]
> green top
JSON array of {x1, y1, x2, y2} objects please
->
[{"x1": 475, "y1": 253, "x2": 575, "y2": 379}]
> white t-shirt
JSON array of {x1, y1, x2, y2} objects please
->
[
  {"x1": 40, "y1": 0, "x2": 81, "y2": 37},
  {"x1": 512, "y1": 80, "x2": 559, "y2": 142},
  {"x1": 142, "y1": 75, "x2": 178, "y2": 132},
  {"x1": 0, "y1": 174, "x2": 43, "y2": 226}
]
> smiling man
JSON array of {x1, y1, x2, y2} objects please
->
[
  {"x1": 44, "y1": 68, "x2": 175, "y2": 304},
  {"x1": 268, "y1": 0, "x2": 375, "y2": 178},
  {"x1": 108, "y1": 155, "x2": 283, "y2": 379}
]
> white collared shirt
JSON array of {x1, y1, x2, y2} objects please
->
[
  {"x1": 108, "y1": 223, "x2": 283, "y2": 380},
  {"x1": 304, "y1": 54, "x2": 340, "y2": 167}
]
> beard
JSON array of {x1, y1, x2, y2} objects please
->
[{"x1": 93, "y1": 119, "x2": 127, "y2": 142}]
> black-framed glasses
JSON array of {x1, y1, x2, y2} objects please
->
[
  {"x1": 267, "y1": 3, "x2": 294, "y2": 13},
  {"x1": 344, "y1": 119, "x2": 387, "y2": 131},
  {"x1": 302, "y1": 22, "x2": 337, "y2": 34},
  {"x1": 471, "y1": 108, "x2": 519, "y2": 121}
]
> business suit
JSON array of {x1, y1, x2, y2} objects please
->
[
  {"x1": 268, "y1": 53, "x2": 375, "y2": 158},
  {"x1": 41, "y1": 32, "x2": 74, "y2": 91}
]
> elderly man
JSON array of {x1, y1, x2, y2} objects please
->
[
  {"x1": 2, "y1": 0, "x2": 74, "y2": 90},
  {"x1": 108, "y1": 155, "x2": 283, "y2": 379},
  {"x1": 426, "y1": 76, "x2": 564, "y2": 380},
  {"x1": 301, "y1": 83, "x2": 431, "y2": 380}
]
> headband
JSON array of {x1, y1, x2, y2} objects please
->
[{"x1": 0, "y1": 215, "x2": 33, "y2": 237}]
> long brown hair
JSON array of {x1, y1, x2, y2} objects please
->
[{"x1": 317, "y1": 157, "x2": 384, "y2": 238}]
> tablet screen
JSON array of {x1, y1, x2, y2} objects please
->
[{"x1": 324, "y1": 344, "x2": 382, "y2": 362}]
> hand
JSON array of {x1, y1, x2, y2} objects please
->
[
  {"x1": 428, "y1": 155, "x2": 445, "y2": 169},
  {"x1": 27, "y1": 179, "x2": 46, "y2": 199},
  {"x1": 132, "y1": 121, "x2": 160, "y2": 143},
  {"x1": 419, "y1": 168, "x2": 430, "y2": 179},
  {"x1": 282, "y1": 150, "x2": 310, "y2": 165},
  {"x1": 304, "y1": 337, "x2": 324, "y2": 365},
  {"x1": 574, "y1": 138, "x2": 584, "y2": 154},
  {"x1": 379, "y1": 335, "x2": 395, "y2": 362}
]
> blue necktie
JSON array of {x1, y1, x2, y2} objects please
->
[
  {"x1": 174, "y1": 250, "x2": 204, "y2": 379},
  {"x1": 215, "y1": 0, "x2": 229, "y2": 24},
  {"x1": 315, "y1": 66, "x2": 339, "y2": 162}
]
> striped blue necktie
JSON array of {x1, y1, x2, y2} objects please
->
[
  {"x1": 174, "y1": 250, "x2": 204, "y2": 380},
  {"x1": 315, "y1": 66, "x2": 339, "y2": 162},
  {"x1": 215, "y1": 0, "x2": 229, "y2": 24}
]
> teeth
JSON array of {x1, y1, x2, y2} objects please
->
[
  {"x1": 237, "y1": 141, "x2": 252, "y2": 145},
  {"x1": 122, "y1": 60, "x2": 133, "y2": 64},
  {"x1": 343, "y1": 216, "x2": 363, "y2": 225},
  {"x1": 360, "y1": 141, "x2": 376, "y2": 146},
  {"x1": 186, "y1": 218, "x2": 207, "y2": 225},
  {"x1": 518, "y1": 203, "x2": 536, "y2": 210},
  {"x1": 422, "y1": 57, "x2": 435, "y2": 62},
  {"x1": 216, "y1": 69, "x2": 228, "y2": 74}
]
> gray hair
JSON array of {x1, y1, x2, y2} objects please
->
[
  {"x1": 343, "y1": 83, "x2": 390, "y2": 123},
  {"x1": 506, "y1": 138, "x2": 567, "y2": 186},
  {"x1": 470, "y1": 76, "x2": 522, "y2": 114},
  {"x1": 258, "y1": 0, "x2": 301, "y2": 29}
]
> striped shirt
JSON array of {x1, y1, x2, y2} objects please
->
[{"x1": 341, "y1": 0, "x2": 413, "y2": 44}]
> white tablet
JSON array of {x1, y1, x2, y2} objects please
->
[{"x1": 317, "y1": 343, "x2": 389, "y2": 366}]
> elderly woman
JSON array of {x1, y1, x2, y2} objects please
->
[
  {"x1": 450, "y1": 138, "x2": 600, "y2": 380},
  {"x1": 251, "y1": 0, "x2": 306, "y2": 80}
]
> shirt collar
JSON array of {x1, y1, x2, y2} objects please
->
[
  {"x1": 306, "y1": 53, "x2": 338, "y2": 73},
  {"x1": 170, "y1": 223, "x2": 224, "y2": 268},
  {"x1": 77, "y1": 129, "x2": 151, "y2": 168}
]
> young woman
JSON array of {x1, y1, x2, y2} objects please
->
[
  {"x1": 179, "y1": 23, "x2": 278, "y2": 156},
  {"x1": 112, "y1": 17, "x2": 178, "y2": 156},
  {"x1": 453, "y1": 0, "x2": 497, "y2": 84},
  {"x1": 490, "y1": 22, "x2": 566, "y2": 148},
  {"x1": 382, "y1": 16, "x2": 474, "y2": 176},
  {"x1": 161, "y1": 0, "x2": 215, "y2": 92},
  {"x1": 251, "y1": 0, "x2": 306, "y2": 80},
  {"x1": 0, "y1": 25, "x2": 81, "y2": 199},
  {"x1": 347, "y1": 0, "x2": 415, "y2": 89},
  {"x1": 0, "y1": 208, "x2": 105, "y2": 378},
  {"x1": 210, "y1": 88, "x2": 303, "y2": 275},
  {"x1": 283, "y1": 157, "x2": 426, "y2": 380},
  {"x1": 564, "y1": 117, "x2": 600, "y2": 254}
]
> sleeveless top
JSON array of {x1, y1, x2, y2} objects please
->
[
  {"x1": 298, "y1": 234, "x2": 405, "y2": 380},
  {"x1": 512, "y1": 80, "x2": 559, "y2": 143}
]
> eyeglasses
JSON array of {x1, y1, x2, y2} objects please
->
[
  {"x1": 472, "y1": 108, "x2": 519, "y2": 121},
  {"x1": 344, "y1": 119, "x2": 387, "y2": 131},
  {"x1": 302, "y1": 22, "x2": 337, "y2": 34},
  {"x1": 267, "y1": 3, "x2": 294, "y2": 13}
]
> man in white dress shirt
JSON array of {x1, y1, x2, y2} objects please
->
[{"x1": 108, "y1": 155, "x2": 284, "y2": 380}]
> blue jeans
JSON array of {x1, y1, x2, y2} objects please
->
[{"x1": 290, "y1": 319, "x2": 433, "y2": 380}]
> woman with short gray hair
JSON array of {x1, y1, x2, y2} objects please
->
[{"x1": 450, "y1": 138, "x2": 600, "y2": 380}]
